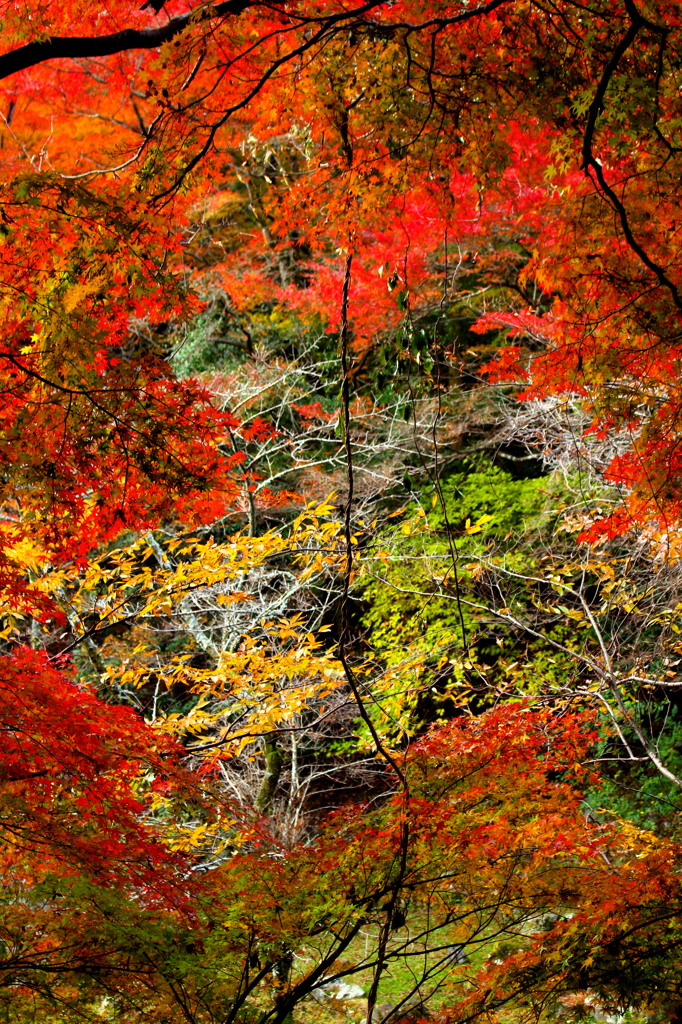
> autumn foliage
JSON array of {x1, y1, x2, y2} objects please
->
[{"x1": 2, "y1": 1, "x2": 682, "y2": 1023}]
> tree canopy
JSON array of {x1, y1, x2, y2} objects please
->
[{"x1": 3, "y1": 2, "x2": 682, "y2": 1023}]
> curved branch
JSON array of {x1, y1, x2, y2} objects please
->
[
  {"x1": 0, "y1": 0, "x2": 514, "y2": 84},
  {"x1": 581, "y1": 5, "x2": 682, "y2": 309},
  {"x1": 0, "y1": 0, "x2": 255, "y2": 80}
]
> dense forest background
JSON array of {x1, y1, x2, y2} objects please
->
[{"x1": 3, "y1": 1, "x2": 682, "y2": 1022}]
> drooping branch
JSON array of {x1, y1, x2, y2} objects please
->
[
  {"x1": 0, "y1": 0, "x2": 515, "y2": 83},
  {"x1": 580, "y1": 4, "x2": 682, "y2": 310},
  {"x1": 0, "y1": 0, "x2": 254, "y2": 80}
]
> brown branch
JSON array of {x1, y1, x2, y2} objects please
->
[
  {"x1": 580, "y1": 5, "x2": 682, "y2": 310},
  {"x1": 0, "y1": 0, "x2": 256, "y2": 80},
  {"x1": 337, "y1": 251, "x2": 408, "y2": 790},
  {"x1": 0, "y1": 0, "x2": 513, "y2": 84}
]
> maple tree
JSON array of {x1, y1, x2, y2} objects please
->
[
  {"x1": 4, "y1": 1, "x2": 682, "y2": 1023},
  {"x1": 2, "y1": 0, "x2": 682, "y2": 541},
  {"x1": 4, "y1": 680, "x2": 682, "y2": 1024},
  {"x1": 0, "y1": 645, "x2": 223, "y2": 1019}
]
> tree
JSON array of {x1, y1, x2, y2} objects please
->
[
  {"x1": 5, "y1": 673, "x2": 682, "y2": 1024},
  {"x1": 0, "y1": 646, "x2": 229, "y2": 1021},
  {"x1": 3, "y1": 1, "x2": 682, "y2": 541},
  {"x1": 4, "y1": 3, "x2": 682, "y2": 1023}
]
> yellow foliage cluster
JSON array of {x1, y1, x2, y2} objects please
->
[{"x1": 6, "y1": 499, "x2": 348, "y2": 761}]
